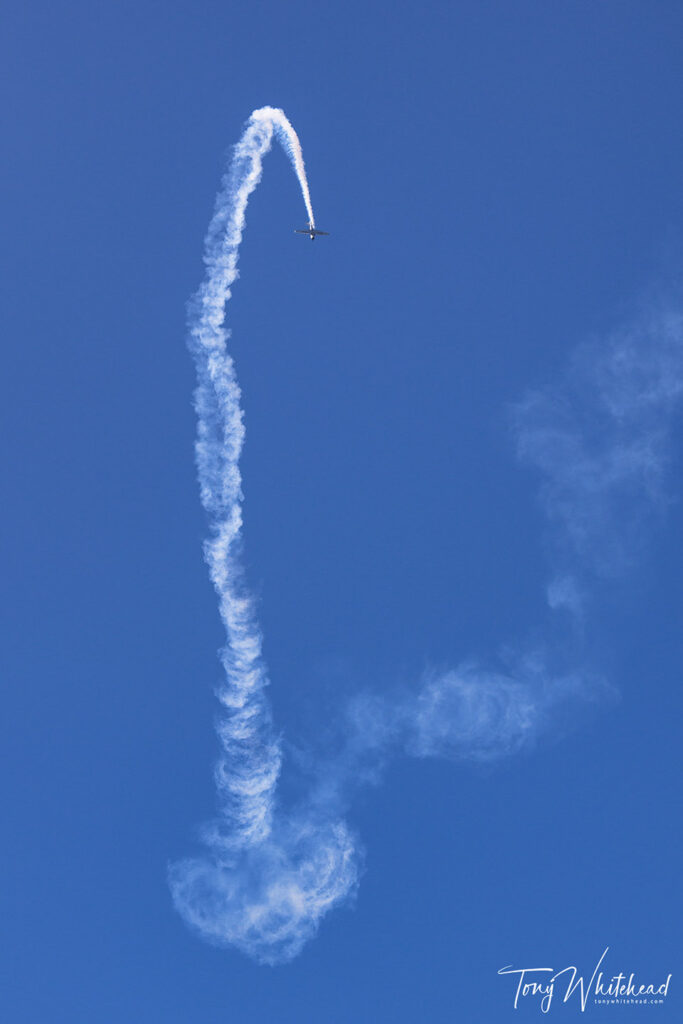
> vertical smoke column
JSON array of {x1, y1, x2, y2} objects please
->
[
  {"x1": 187, "y1": 108, "x2": 314, "y2": 850},
  {"x1": 171, "y1": 108, "x2": 358, "y2": 964}
]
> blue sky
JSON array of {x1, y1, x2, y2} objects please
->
[{"x1": 3, "y1": 1, "x2": 682, "y2": 1020}]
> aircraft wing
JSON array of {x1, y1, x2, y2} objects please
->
[{"x1": 314, "y1": 230, "x2": 329, "y2": 235}]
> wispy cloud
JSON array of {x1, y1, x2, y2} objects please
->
[
  {"x1": 337, "y1": 652, "x2": 611, "y2": 779},
  {"x1": 514, "y1": 306, "x2": 683, "y2": 583},
  {"x1": 170, "y1": 108, "x2": 683, "y2": 964}
]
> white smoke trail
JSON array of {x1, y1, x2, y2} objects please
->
[
  {"x1": 185, "y1": 106, "x2": 318, "y2": 849},
  {"x1": 169, "y1": 108, "x2": 357, "y2": 963},
  {"x1": 170, "y1": 107, "x2": 683, "y2": 966},
  {"x1": 251, "y1": 108, "x2": 316, "y2": 227}
]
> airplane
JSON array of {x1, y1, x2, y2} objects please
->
[{"x1": 294, "y1": 220, "x2": 330, "y2": 241}]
